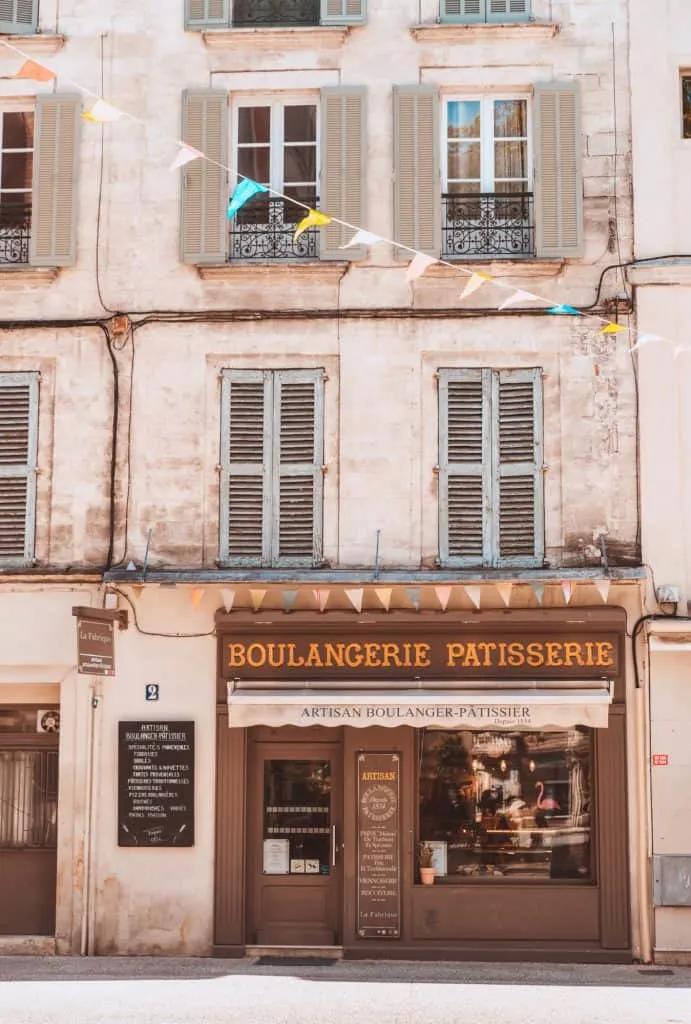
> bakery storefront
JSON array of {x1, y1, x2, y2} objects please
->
[{"x1": 214, "y1": 608, "x2": 630, "y2": 961}]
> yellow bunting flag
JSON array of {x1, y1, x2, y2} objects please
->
[
  {"x1": 374, "y1": 587, "x2": 393, "y2": 612},
  {"x1": 15, "y1": 59, "x2": 55, "y2": 83},
  {"x1": 82, "y1": 99, "x2": 123, "y2": 123},
  {"x1": 599, "y1": 323, "x2": 627, "y2": 334},
  {"x1": 294, "y1": 209, "x2": 332, "y2": 241},
  {"x1": 459, "y1": 272, "x2": 492, "y2": 300},
  {"x1": 249, "y1": 589, "x2": 267, "y2": 612},
  {"x1": 190, "y1": 588, "x2": 205, "y2": 608}
]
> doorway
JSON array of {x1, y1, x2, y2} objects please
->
[{"x1": 248, "y1": 739, "x2": 343, "y2": 946}]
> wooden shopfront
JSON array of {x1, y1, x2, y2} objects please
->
[{"x1": 213, "y1": 607, "x2": 630, "y2": 961}]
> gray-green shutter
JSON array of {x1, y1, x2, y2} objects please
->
[
  {"x1": 320, "y1": 0, "x2": 366, "y2": 25},
  {"x1": 439, "y1": 368, "x2": 491, "y2": 567},
  {"x1": 534, "y1": 81, "x2": 584, "y2": 259},
  {"x1": 494, "y1": 368, "x2": 543, "y2": 567},
  {"x1": 487, "y1": 0, "x2": 530, "y2": 21},
  {"x1": 272, "y1": 370, "x2": 324, "y2": 567},
  {"x1": 0, "y1": 372, "x2": 39, "y2": 566},
  {"x1": 440, "y1": 0, "x2": 485, "y2": 23},
  {"x1": 0, "y1": 0, "x2": 37, "y2": 33},
  {"x1": 320, "y1": 87, "x2": 366, "y2": 261},
  {"x1": 393, "y1": 86, "x2": 441, "y2": 259},
  {"x1": 219, "y1": 370, "x2": 272, "y2": 566},
  {"x1": 29, "y1": 94, "x2": 80, "y2": 268},
  {"x1": 180, "y1": 89, "x2": 228, "y2": 265},
  {"x1": 184, "y1": 0, "x2": 229, "y2": 29}
]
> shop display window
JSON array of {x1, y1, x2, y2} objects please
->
[
  {"x1": 418, "y1": 729, "x2": 593, "y2": 883},
  {"x1": 262, "y1": 759, "x2": 332, "y2": 875}
]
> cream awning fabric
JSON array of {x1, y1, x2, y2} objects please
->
[{"x1": 227, "y1": 684, "x2": 612, "y2": 730}]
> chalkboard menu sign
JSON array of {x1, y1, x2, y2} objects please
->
[
  {"x1": 118, "y1": 721, "x2": 195, "y2": 847},
  {"x1": 356, "y1": 752, "x2": 401, "y2": 939}
]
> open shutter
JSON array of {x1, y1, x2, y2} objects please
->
[
  {"x1": 494, "y1": 368, "x2": 543, "y2": 567},
  {"x1": 320, "y1": 0, "x2": 366, "y2": 25},
  {"x1": 320, "y1": 87, "x2": 366, "y2": 261},
  {"x1": 393, "y1": 86, "x2": 440, "y2": 260},
  {"x1": 534, "y1": 81, "x2": 584, "y2": 258},
  {"x1": 0, "y1": 0, "x2": 37, "y2": 34},
  {"x1": 180, "y1": 89, "x2": 228, "y2": 265},
  {"x1": 0, "y1": 373, "x2": 38, "y2": 566},
  {"x1": 439, "y1": 368, "x2": 491, "y2": 567},
  {"x1": 219, "y1": 370, "x2": 272, "y2": 566},
  {"x1": 185, "y1": 0, "x2": 229, "y2": 28},
  {"x1": 440, "y1": 0, "x2": 485, "y2": 23},
  {"x1": 272, "y1": 370, "x2": 324, "y2": 567},
  {"x1": 29, "y1": 95, "x2": 80, "y2": 268},
  {"x1": 487, "y1": 0, "x2": 530, "y2": 21}
]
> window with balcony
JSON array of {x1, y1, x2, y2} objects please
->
[
  {"x1": 0, "y1": 110, "x2": 33, "y2": 265},
  {"x1": 0, "y1": 1, "x2": 39, "y2": 34},
  {"x1": 440, "y1": 0, "x2": 531, "y2": 23},
  {"x1": 184, "y1": 0, "x2": 365, "y2": 30}
]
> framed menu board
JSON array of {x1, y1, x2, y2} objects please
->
[
  {"x1": 118, "y1": 721, "x2": 195, "y2": 847},
  {"x1": 356, "y1": 752, "x2": 401, "y2": 939}
]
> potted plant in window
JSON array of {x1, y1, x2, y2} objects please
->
[{"x1": 418, "y1": 842, "x2": 436, "y2": 885}]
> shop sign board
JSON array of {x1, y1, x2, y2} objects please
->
[
  {"x1": 77, "y1": 617, "x2": 115, "y2": 676},
  {"x1": 357, "y1": 752, "x2": 401, "y2": 939}
]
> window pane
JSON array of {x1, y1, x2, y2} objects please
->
[
  {"x1": 494, "y1": 140, "x2": 527, "y2": 180},
  {"x1": 2, "y1": 112, "x2": 34, "y2": 151},
  {"x1": 284, "y1": 185, "x2": 318, "y2": 209},
  {"x1": 494, "y1": 100, "x2": 527, "y2": 139},
  {"x1": 418, "y1": 730, "x2": 593, "y2": 883},
  {"x1": 447, "y1": 181, "x2": 481, "y2": 195},
  {"x1": 237, "y1": 146, "x2": 270, "y2": 185},
  {"x1": 264, "y1": 760, "x2": 331, "y2": 875},
  {"x1": 1, "y1": 152, "x2": 32, "y2": 191},
  {"x1": 447, "y1": 101, "x2": 481, "y2": 140},
  {"x1": 0, "y1": 750, "x2": 58, "y2": 849},
  {"x1": 447, "y1": 141, "x2": 481, "y2": 182},
  {"x1": 284, "y1": 144, "x2": 316, "y2": 185},
  {"x1": 238, "y1": 106, "x2": 270, "y2": 145},
  {"x1": 683, "y1": 77, "x2": 691, "y2": 139},
  {"x1": 284, "y1": 105, "x2": 316, "y2": 143}
]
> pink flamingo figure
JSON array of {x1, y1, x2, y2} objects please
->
[{"x1": 535, "y1": 781, "x2": 560, "y2": 812}]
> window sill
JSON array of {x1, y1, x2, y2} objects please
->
[
  {"x1": 0, "y1": 33, "x2": 65, "y2": 54},
  {"x1": 197, "y1": 262, "x2": 348, "y2": 283},
  {"x1": 0, "y1": 266, "x2": 59, "y2": 285},
  {"x1": 202, "y1": 26, "x2": 349, "y2": 52},
  {"x1": 429, "y1": 259, "x2": 565, "y2": 280},
  {"x1": 410, "y1": 22, "x2": 559, "y2": 44}
]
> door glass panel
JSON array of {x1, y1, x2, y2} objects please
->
[{"x1": 263, "y1": 759, "x2": 332, "y2": 875}]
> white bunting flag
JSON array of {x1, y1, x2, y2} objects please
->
[
  {"x1": 221, "y1": 588, "x2": 235, "y2": 613},
  {"x1": 465, "y1": 585, "x2": 481, "y2": 610},
  {"x1": 375, "y1": 588, "x2": 393, "y2": 612},
  {"x1": 674, "y1": 344, "x2": 691, "y2": 361},
  {"x1": 345, "y1": 588, "x2": 364, "y2": 613},
  {"x1": 313, "y1": 589, "x2": 330, "y2": 613},
  {"x1": 249, "y1": 589, "x2": 267, "y2": 612},
  {"x1": 82, "y1": 99, "x2": 123, "y2": 123},
  {"x1": 562, "y1": 581, "x2": 574, "y2": 605},
  {"x1": 532, "y1": 583, "x2": 545, "y2": 606},
  {"x1": 169, "y1": 144, "x2": 204, "y2": 171},
  {"x1": 594, "y1": 579, "x2": 610, "y2": 604},
  {"x1": 495, "y1": 582, "x2": 513, "y2": 607},
  {"x1": 498, "y1": 289, "x2": 538, "y2": 311},
  {"x1": 630, "y1": 333, "x2": 666, "y2": 353},
  {"x1": 459, "y1": 272, "x2": 491, "y2": 300},
  {"x1": 342, "y1": 229, "x2": 381, "y2": 248},
  {"x1": 435, "y1": 586, "x2": 453, "y2": 612},
  {"x1": 406, "y1": 253, "x2": 437, "y2": 282}
]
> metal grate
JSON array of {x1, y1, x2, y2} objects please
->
[
  {"x1": 0, "y1": 203, "x2": 31, "y2": 265},
  {"x1": 229, "y1": 196, "x2": 320, "y2": 262},
  {"x1": 233, "y1": 0, "x2": 320, "y2": 25},
  {"x1": 442, "y1": 192, "x2": 534, "y2": 260},
  {"x1": 0, "y1": 749, "x2": 58, "y2": 849}
]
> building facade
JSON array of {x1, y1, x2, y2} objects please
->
[{"x1": 0, "y1": 0, "x2": 650, "y2": 960}]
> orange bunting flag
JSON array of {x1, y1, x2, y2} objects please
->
[
  {"x1": 459, "y1": 272, "x2": 492, "y2": 300},
  {"x1": 82, "y1": 99, "x2": 123, "y2": 123},
  {"x1": 15, "y1": 59, "x2": 55, "y2": 83},
  {"x1": 374, "y1": 588, "x2": 393, "y2": 612},
  {"x1": 406, "y1": 253, "x2": 437, "y2": 282},
  {"x1": 294, "y1": 209, "x2": 331, "y2": 241},
  {"x1": 190, "y1": 588, "x2": 205, "y2": 608}
]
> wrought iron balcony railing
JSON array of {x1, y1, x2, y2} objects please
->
[
  {"x1": 232, "y1": 0, "x2": 320, "y2": 26},
  {"x1": 0, "y1": 202, "x2": 31, "y2": 265},
  {"x1": 229, "y1": 195, "x2": 320, "y2": 262},
  {"x1": 442, "y1": 192, "x2": 535, "y2": 261}
]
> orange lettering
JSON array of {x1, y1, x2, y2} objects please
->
[
  {"x1": 381, "y1": 643, "x2": 403, "y2": 668},
  {"x1": 246, "y1": 643, "x2": 266, "y2": 668},
  {"x1": 508, "y1": 642, "x2": 525, "y2": 667},
  {"x1": 544, "y1": 642, "x2": 563, "y2": 667},
  {"x1": 525, "y1": 642, "x2": 545, "y2": 668},
  {"x1": 365, "y1": 643, "x2": 382, "y2": 668},
  {"x1": 476, "y1": 642, "x2": 496, "y2": 667},
  {"x1": 596, "y1": 641, "x2": 614, "y2": 667},
  {"x1": 563, "y1": 642, "x2": 584, "y2": 668},
  {"x1": 345, "y1": 643, "x2": 364, "y2": 669},
  {"x1": 447, "y1": 642, "x2": 464, "y2": 667},
  {"x1": 464, "y1": 642, "x2": 481, "y2": 668},
  {"x1": 414, "y1": 642, "x2": 432, "y2": 668},
  {"x1": 228, "y1": 643, "x2": 246, "y2": 668}
]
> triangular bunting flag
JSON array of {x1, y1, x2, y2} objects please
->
[
  {"x1": 131, "y1": 584, "x2": 144, "y2": 602},
  {"x1": 532, "y1": 583, "x2": 545, "y2": 606},
  {"x1": 221, "y1": 588, "x2": 235, "y2": 613},
  {"x1": 294, "y1": 209, "x2": 332, "y2": 241},
  {"x1": 342, "y1": 229, "x2": 381, "y2": 248},
  {"x1": 495, "y1": 582, "x2": 512, "y2": 608},
  {"x1": 313, "y1": 589, "x2": 330, "y2": 613},
  {"x1": 630, "y1": 333, "x2": 665, "y2": 353},
  {"x1": 15, "y1": 59, "x2": 55, "y2": 83},
  {"x1": 375, "y1": 588, "x2": 393, "y2": 612},
  {"x1": 406, "y1": 587, "x2": 421, "y2": 611},
  {"x1": 547, "y1": 304, "x2": 579, "y2": 315},
  {"x1": 674, "y1": 345, "x2": 691, "y2": 361},
  {"x1": 465, "y1": 585, "x2": 481, "y2": 610},
  {"x1": 562, "y1": 581, "x2": 574, "y2": 605},
  {"x1": 435, "y1": 586, "x2": 452, "y2": 612},
  {"x1": 227, "y1": 178, "x2": 268, "y2": 220},
  {"x1": 344, "y1": 588, "x2": 364, "y2": 613},
  {"x1": 169, "y1": 144, "x2": 204, "y2": 171},
  {"x1": 595, "y1": 579, "x2": 610, "y2": 604},
  {"x1": 599, "y1": 322, "x2": 627, "y2": 334},
  {"x1": 249, "y1": 589, "x2": 267, "y2": 612},
  {"x1": 460, "y1": 272, "x2": 492, "y2": 300},
  {"x1": 498, "y1": 289, "x2": 538, "y2": 311},
  {"x1": 406, "y1": 253, "x2": 437, "y2": 282},
  {"x1": 282, "y1": 589, "x2": 299, "y2": 613},
  {"x1": 82, "y1": 99, "x2": 123, "y2": 123},
  {"x1": 190, "y1": 588, "x2": 204, "y2": 608}
]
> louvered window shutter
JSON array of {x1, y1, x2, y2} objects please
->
[
  {"x1": 320, "y1": 87, "x2": 366, "y2": 261},
  {"x1": 0, "y1": 0, "x2": 37, "y2": 34},
  {"x1": 219, "y1": 370, "x2": 272, "y2": 565},
  {"x1": 29, "y1": 94, "x2": 80, "y2": 268},
  {"x1": 393, "y1": 86, "x2": 441, "y2": 259},
  {"x1": 320, "y1": 0, "x2": 366, "y2": 25},
  {"x1": 439, "y1": 369, "x2": 491, "y2": 567},
  {"x1": 272, "y1": 370, "x2": 324, "y2": 566},
  {"x1": 185, "y1": 0, "x2": 229, "y2": 28},
  {"x1": 0, "y1": 373, "x2": 39, "y2": 566},
  {"x1": 494, "y1": 368, "x2": 543, "y2": 566},
  {"x1": 180, "y1": 89, "x2": 228, "y2": 265},
  {"x1": 487, "y1": 0, "x2": 530, "y2": 21},
  {"x1": 534, "y1": 81, "x2": 584, "y2": 258},
  {"x1": 440, "y1": 0, "x2": 485, "y2": 23}
]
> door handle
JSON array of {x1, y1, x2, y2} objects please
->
[{"x1": 331, "y1": 824, "x2": 337, "y2": 868}]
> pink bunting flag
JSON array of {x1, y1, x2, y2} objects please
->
[
  {"x1": 406, "y1": 253, "x2": 437, "y2": 282},
  {"x1": 435, "y1": 586, "x2": 452, "y2": 612},
  {"x1": 375, "y1": 588, "x2": 393, "y2": 612},
  {"x1": 221, "y1": 589, "x2": 235, "y2": 613},
  {"x1": 562, "y1": 581, "x2": 574, "y2": 605},
  {"x1": 465, "y1": 585, "x2": 481, "y2": 610},
  {"x1": 459, "y1": 272, "x2": 492, "y2": 300},
  {"x1": 498, "y1": 289, "x2": 538, "y2": 311},
  {"x1": 169, "y1": 144, "x2": 204, "y2": 171},
  {"x1": 313, "y1": 589, "x2": 330, "y2": 613},
  {"x1": 345, "y1": 589, "x2": 364, "y2": 613},
  {"x1": 495, "y1": 582, "x2": 512, "y2": 608}
]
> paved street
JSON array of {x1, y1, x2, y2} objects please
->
[{"x1": 0, "y1": 958, "x2": 690, "y2": 1024}]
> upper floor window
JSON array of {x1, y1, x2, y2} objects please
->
[
  {"x1": 440, "y1": 0, "x2": 531, "y2": 23},
  {"x1": 219, "y1": 368, "x2": 325, "y2": 567},
  {"x1": 682, "y1": 75, "x2": 691, "y2": 138},
  {"x1": 0, "y1": 0, "x2": 38, "y2": 35},
  {"x1": 438, "y1": 367, "x2": 544, "y2": 568},
  {"x1": 0, "y1": 372, "x2": 39, "y2": 567},
  {"x1": 0, "y1": 110, "x2": 33, "y2": 265},
  {"x1": 184, "y1": 0, "x2": 365, "y2": 30}
]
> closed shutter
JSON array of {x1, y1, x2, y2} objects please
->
[
  {"x1": 440, "y1": 0, "x2": 485, "y2": 23},
  {"x1": 29, "y1": 95, "x2": 80, "y2": 268},
  {"x1": 320, "y1": 87, "x2": 366, "y2": 260},
  {"x1": 219, "y1": 370, "x2": 272, "y2": 565},
  {"x1": 0, "y1": 372, "x2": 39, "y2": 566},
  {"x1": 494, "y1": 368, "x2": 543, "y2": 566},
  {"x1": 438, "y1": 368, "x2": 491, "y2": 567},
  {"x1": 534, "y1": 81, "x2": 584, "y2": 258},
  {"x1": 487, "y1": 0, "x2": 530, "y2": 21},
  {"x1": 184, "y1": 0, "x2": 229, "y2": 28},
  {"x1": 0, "y1": 0, "x2": 37, "y2": 34},
  {"x1": 272, "y1": 370, "x2": 324, "y2": 566},
  {"x1": 320, "y1": 0, "x2": 366, "y2": 25},
  {"x1": 180, "y1": 89, "x2": 228, "y2": 265},
  {"x1": 393, "y1": 86, "x2": 440, "y2": 259}
]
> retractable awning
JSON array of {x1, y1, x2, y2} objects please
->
[{"x1": 226, "y1": 683, "x2": 613, "y2": 730}]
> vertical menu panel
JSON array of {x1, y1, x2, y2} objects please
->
[{"x1": 357, "y1": 752, "x2": 401, "y2": 938}]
